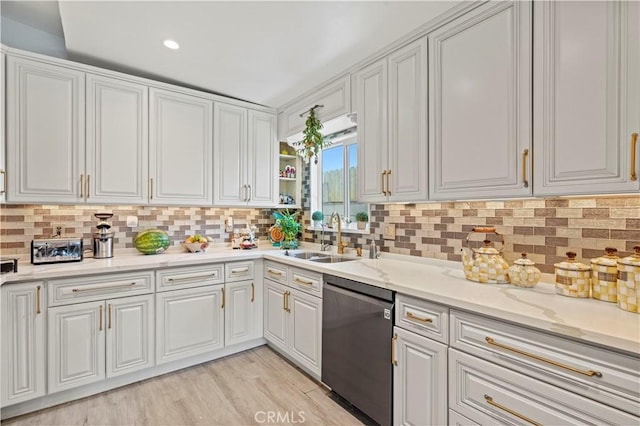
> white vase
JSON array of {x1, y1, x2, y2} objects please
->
[{"x1": 357, "y1": 221, "x2": 366, "y2": 230}]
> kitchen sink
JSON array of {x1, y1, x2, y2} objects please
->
[
  {"x1": 308, "y1": 256, "x2": 358, "y2": 263},
  {"x1": 291, "y1": 252, "x2": 329, "y2": 259}
]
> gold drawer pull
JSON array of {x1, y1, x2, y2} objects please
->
[
  {"x1": 406, "y1": 311, "x2": 432, "y2": 323},
  {"x1": 72, "y1": 282, "x2": 136, "y2": 293},
  {"x1": 86, "y1": 175, "x2": 90, "y2": 198},
  {"x1": 392, "y1": 333, "x2": 398, "y2": 366},
  {"x1": 251, "y1": 282, "x2": 255, "y2": 302},
  {"x1": 99, "y1": 305, "x2": 103, "y2": 331},
  {"x1": 79, "y1": 174, "x2": 84, "y2": 198},
  {"x1": 108, "y1": 304, "x2": 112, "y2": 329},
  {"x1": 267, "y1": 268, "x2": 284, "y2": 276},
  {"x1": 522, "y1": 149, "x2": 529, "y2": 187},
  {"x1": 167, "y1": 273, "x2": 217, "y2": 283},
  {"x1": 381, "y1": 171, "x2": 387, "y2": 196},
  {"x1": 386, "y1": 170, "x2": 391, "y2": 195},
  {"x1": 484, "y1": 394, "x2": 542, "y2": 426},
  {"x1": 36, "y1": 285, "x2": 41, "y2": 314},
  {"x1": 631, "y1": 133, "x2": 638, "y2": 181},
  {"x1": 294, "y1": 277, "x2": 314, "y2": 286},
  {"x1": 231, "y1": 267, "x2": 249, "y2": 274},
  {"x1": 221, "y1": 287, "x2": 225, "y2": 309},
  {"x1": 283, "y1": 290, "x2": 291, "y2": 312},
  {"x1": 485, "y1": 337, "x2": 602, "y2": 377}
]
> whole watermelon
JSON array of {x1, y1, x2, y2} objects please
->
[{"x1": 134, "y1": 229, "x2": 171, "y2": 255}]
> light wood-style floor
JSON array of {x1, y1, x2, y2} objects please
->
[{"x1": 3, "y1": 346, "x2": 364, "y2": 426}]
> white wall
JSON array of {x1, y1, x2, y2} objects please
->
[{"x1": 1, "y1": 16, "x2": 67, "y2": 58}]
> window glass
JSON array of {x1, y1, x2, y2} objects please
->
[{"x1": 322, "y1": 145, "x2": 345, "y2": 218}]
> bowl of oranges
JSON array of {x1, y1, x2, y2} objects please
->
[{"x1": 182, "y1": 234, "x2": 209, "y2": 253}]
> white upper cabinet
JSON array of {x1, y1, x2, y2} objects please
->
[
  {"x1": 6, "y1": 57, "x2": 85, "y2": 203},
  {"x1": 214, "y1": 103, "x2": 276, "y2": 207},
  {"x1": 86, "y1": 75, "x2": 148, "y2": 204},
  {"x1": 533, "y1": 1, "x2": 640, "y2": 195},
  {"x1": 149, "y1": 88, "x2": 213, "y2": 205},
  {"x1": 429, "y1": 1, "x2": 532, "y2": 200},
  {"x1": 1, "y1": 53, "x2": 6, "y2": 203},
  {"x1": 277, "y1": 74, "x2": 351, "y2": 140},
  {"x1": 357, "y1": 37, "x2": 428, "y2": 203}
]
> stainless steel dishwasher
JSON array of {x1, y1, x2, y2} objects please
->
[{"x1": 322, "y1": 274, "x2": 394, "y2": 426}]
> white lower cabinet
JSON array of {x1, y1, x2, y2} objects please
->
[
  {"x1": 1, "y1": 282, "x2": 46, "y2": 407},
  {"x1": 393, "y1": 327, "x2": 447, "y2": 426},
  {"x1": 155, "y1": 285, "x2": 224, "y2": 364},
  {"x1": 224, "y1": 279, "x2": 261, "y2": 346},
  {"x1": 263, "y1": 267, "x2": 322, "y2": 379},
  {"x1": 47, "y1": 294, "x2": 154, "y2": 394}
]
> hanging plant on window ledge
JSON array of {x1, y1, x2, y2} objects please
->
[{"x1": 293, "y1": 105, "x2": 331, "y2": 164}]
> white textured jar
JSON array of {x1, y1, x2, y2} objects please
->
[
  {"x1": 554, "y1": 252, "x2": 591, "y2": 298},
  {"x1": 617, "y1": 246, "x2": 640, "y2": 313},
  {"x1": 591, "y1": 247, "x2": 620, "y2": 302},
  {"x1": 507, "y1": 252, "x2": 540, "y2": 288}
]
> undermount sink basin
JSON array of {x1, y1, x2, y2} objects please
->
[
  {"x1": 291, "y1": 252, "x2": 329, "y2": 259},
  {"x1": 308, "y1": 256, "x2": 358, "y2": 263}
]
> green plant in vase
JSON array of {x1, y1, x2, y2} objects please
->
[
  {"x1": 355, "y1": 211, "x2": 369, "y2": 230},
  {"x1": 311, "y1": 210, "x2": 323, "y2": 228},
  {"x1": 274, "y1": 209, "x2": 301, "y2": 250}
]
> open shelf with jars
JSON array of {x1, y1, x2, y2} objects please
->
[{"x1": 278, "y1": 142, "x2": 301, "y2": 208}]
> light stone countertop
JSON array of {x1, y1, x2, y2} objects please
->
[{"x1": 2, "y1": 244, "x2": 639, "y2": 356}]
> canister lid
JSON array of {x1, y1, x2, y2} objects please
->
[
  {"x1": 618, "y1": 246, "x2": 640, "y2": 267},
  {"x1": 514, "y1": 252, "x2": 536, "y2": 266},
  {"x1": 591, "y1": 247, "x2": 619, "y2": 267},
  {"x1": 554, "y1": 251, "x2": 590, "y2": 271}
]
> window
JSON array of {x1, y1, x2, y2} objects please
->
[{"x1": 311, "y1": 133, "x2": 369, "y2": 229}]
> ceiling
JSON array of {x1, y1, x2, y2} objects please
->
[
  {"x1": 4, "y1": 1, "x2": 461, "y2": 108},
  {"x1": 1, "y1": 1, "x2": 64, "y2": 37}
]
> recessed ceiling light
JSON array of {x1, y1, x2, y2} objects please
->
[{"x1": 163, "y1": 39, "x2": 180, "y2": 50}]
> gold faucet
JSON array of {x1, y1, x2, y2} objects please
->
[{"x1": 330, "y1": 212, "x2": 349, "y2": 255}]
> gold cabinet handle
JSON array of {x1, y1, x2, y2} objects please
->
[
  {"x1": 631, "y1": 133, "x2": 638, "y2": 181},
  {"x1": 231, "y1": 267, "x2": 249, "y2": 274},
  {"x1": 386, "y1": 170, "x2": 391, "y2": 195},
  {"x1": 267, "y1": 268, "x2": 284, "y2": 277},
  {"x1": 248, "y1": 184, "x2": 252, "y2": 202},
  {"x1": 484, "y1": 395, "x2": 542, "y2": 426},
  {"x1": 0, "y1": 170, "x2": 6, "y2": 194},
  {"x1": 294, "y1": 277, "x2": 314, "y2": 286},
  {"x1": 36, "y1": 285, "x2": 41, "y2": 314},
  {"x1": 283, "y1": 290, "x2": 291, "y2": 313},
  {"x1": 251, "y1": 282, "x2": 255, "y2": 303},
  {"x1": 485, "y1": 337, "x2": 602, "y2": 377},
  {"x1": 99, "y1": 305, "x2": 103, "y2": 331},
  {"x1": 221, "y1": 287, "x2": 225, "y2": 309},
  {"x1": 522, "y1": 149, "x2": 529, "y2": 188},
  {"x1": 86, "y1": 174, "x2": 90, "y2": 198},
  {"x1": 149, "y1": 178, "x2": 153, "y2": 200},
  {"x1": 79, "y1": 174, "x2": 84, "y2": 198},
  {"x1": 242, "y1": 184, "x2": 247, "y2": 202},
  {"x1": 167, "y1": 273, "x2": 217, "y2": 283},
  {"x1": 108, "y1": 304, "x2": 112, "y2": 329},
  {"x1": 392, "y1": 333, "x2": 398, "y2": 366},
  {"x1": 381, "y1": 171, "x2": 387, "y2": 196},
  {"x1": 72, "y1": 282, "x2": 136, "y2": 293},
  {"x1": 406, "y1": 311, "x2": 432, "y2": 323}
]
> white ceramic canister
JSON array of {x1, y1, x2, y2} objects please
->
[
  {"x1": 617, "y1": 246, "x2": 640, "y2": 313},
  {"x1": 554, "y1": 252, "x2": 591, "y2": 298},
  {"x1": 507, "y1": 252, "x2": 541, "y2": 288},
  {"x1": 590, "y1": 247, "x2": 619, "y2": 302}
]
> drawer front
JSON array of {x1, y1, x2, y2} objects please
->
[
  {"x1": 225, "y1": 261, "x2": 254, "y2": 283},
  {"x1": 449, "y1": 349, "x2": 638, "y2": 425},
  {"x1": 156, "y1": 264, "x2": 224, "y2": 292},
  {"x1": 289, "y1": 267, "x2": 322, "y2": 296},
  {"x1": 451, "y1": 310, "x2": 640, "y2": 415},
  {"x1": 48, "y1": 271, "x2": 154, "y2": 306},
  {"x1": 396, "y1": 294, "x2": 449, "y2": 344},
  {"x1": 448, "y1": 409, "x2": 479, "y2": 426},
  {"x1": 264, "y1": 262, "x2": 288, "y2": 284}
]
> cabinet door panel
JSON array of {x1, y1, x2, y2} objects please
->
[
  {"x1": 388, "y1": 37, "x2": 428, "y2": 201},
  {"x1": 263, "y1": 279, "x2": 288, "y2": 350},
  {"x1": 48, "y1": 301, "x2": 105, "y2": 394},
  {"x1": 106, "y1": 295, "x2": 154, "y2": 378},
  {"x1": 429, "y1": 1, "x2": 532, "y2": 199},
  {"x1": 356, "y1": 59, "x2": 388, "y2": 203},
  {"x1": 224, "y1": 280, "x2": 256, "y2": 346},
  {"x1": 248, "y1": 110, "x2": 277, "y2": 206},
  {"x1": 1, "y1": 282, "x2": 45, "y2": 406},
  {"x1": 393, "y1": 327, "x2": 447, "y2": 426},
  {"x1": 534, "y1": 1, "x2": 640, "y2": 195},
  {"x1": 213, "y1": 102, "x2": 247, "y2": 205},
  {"x1": 289, "y1": 289, "x2": 322, "y2": 377},
  {"x1": 150, "y1": 88, "x2": 213, "y2": 205},
  {"x1": 7, "y1": 57, "x2": 85, "y2": 203},
  {"x1": 86, "y1": 75, "x2": 148, "y2": 204},
  {"x1": 156, "y1": 285, "x2": 223, "y2": 364},
  {"x1": 1, "y1": 53, "x2": 5, "y2": 203}
]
